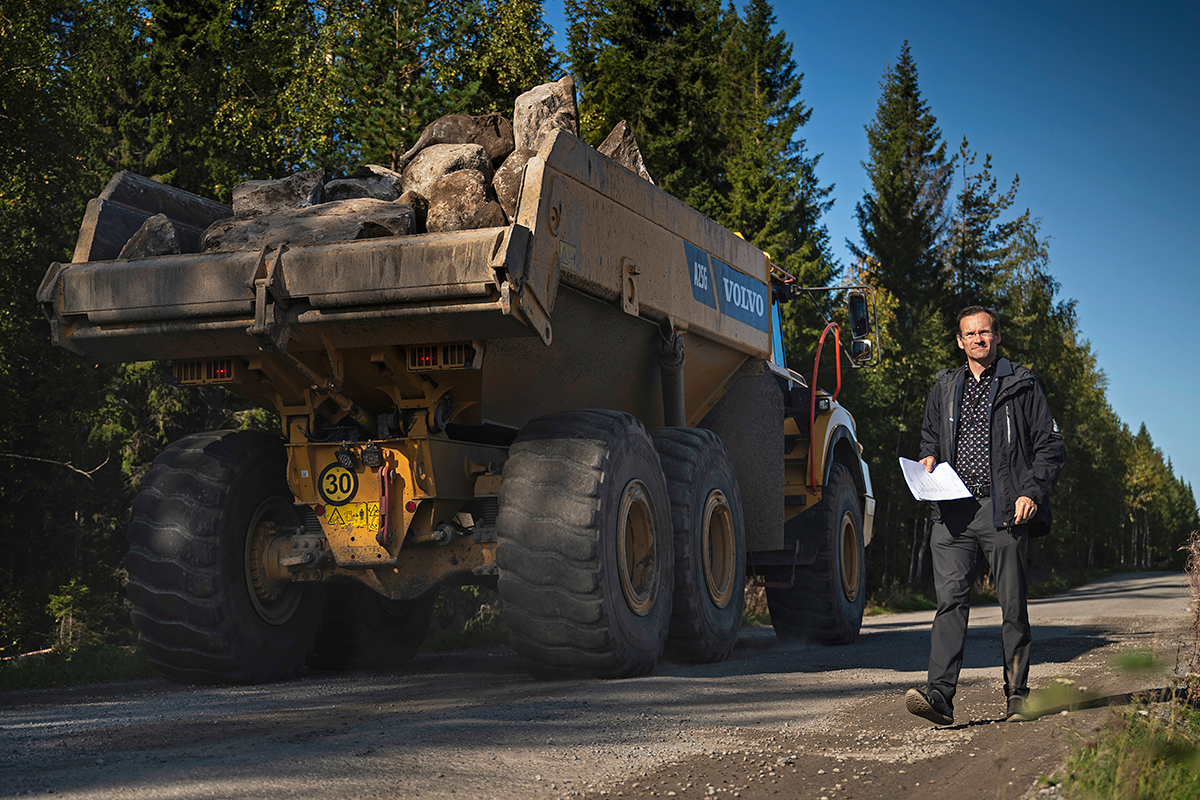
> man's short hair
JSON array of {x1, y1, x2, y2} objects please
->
[{"x1": 956, "y1": 305, "x2": 999, "y2": 334}]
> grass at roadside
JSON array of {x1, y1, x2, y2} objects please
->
[
  {"x1": 0, "y1": 644, "x2": 156, "y2": 691},
  {"x1": 1051, "y1": 675, "x2": 1200, "y2": 800}
]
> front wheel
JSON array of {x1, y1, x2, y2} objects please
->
[
  {"x1": 125, "y1": 430, "x2": 323, "y2": 683},
  {"x1": 766, "y1": 462, "x2": 865, "y2": 645},
  {"x1": 496, "y1": 410, "x2": 674, "y2": 678}
]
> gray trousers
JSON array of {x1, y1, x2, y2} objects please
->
[{"x1": 928, "y1": 497, "x2": 1030, "y2": 707}]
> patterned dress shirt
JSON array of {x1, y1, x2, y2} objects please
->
[{"x1": 955, "y1": 360, "x2": 996, "y2": 492}]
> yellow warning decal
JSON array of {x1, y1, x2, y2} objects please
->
[
  {"x1": 317, "y1": 464, "x2": 358, "y2": 505},
  {"x1": 324, "y1": 502, "x2": 380, "y2": 528}
]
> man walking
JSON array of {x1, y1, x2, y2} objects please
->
[{"x1": 905, "y1": 306, "x2": 1065, "y2": 726}]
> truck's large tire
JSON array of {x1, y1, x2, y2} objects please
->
[
  {"x1": 650, "y1": 427, "x2": 745, "y2": 663},
  {"x1": 125, "y1": 430, "x2": 323, "y2": 683},
  {"x1": 496, "y1": 410, "x2": 673, "y2": 678},
  {"x1": 765, "y1": 462, "x2": 865, "y2": 645},
  {"x1": 307, "y1": 585, "x2": 434, "y2": 671}
]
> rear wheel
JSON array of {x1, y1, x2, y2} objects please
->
[
  {"x1": 125, "y1": 430, "x2": 323, "y2": 683},
  {"x1": 766, "y1": 462, "x2": 865, "y2": 645},
  {"x1": 650, "y1": 428, "x2": 745, "y2": 663},
  {"x1": 496, "y1": 410, "x2": 673, "y2": 678}
]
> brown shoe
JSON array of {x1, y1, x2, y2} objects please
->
[{"x1": 1006, "y1": 693, "x2": 1031, "y2": 722}]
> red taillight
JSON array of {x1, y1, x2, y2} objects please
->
[
  {"x1": 315, "y1": 504, "x2": 325, "y2": 516},
  {"x1": 405, "y1": 500, "x2": 417, "y2": 513}
]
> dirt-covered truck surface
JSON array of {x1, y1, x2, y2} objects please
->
[{"x1": 38, "y1": 79, "x2": 877, "y2": 685}]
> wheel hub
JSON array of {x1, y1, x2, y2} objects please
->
[
  {"x1": 245, "y1": 497, "x2": 304, "y2": 625},
  {"x1": 616, "y1": 479, "x2": 658, "y2": 616},
  {"x1": 701, "y1": 490, "x2": 735, "y2": 609},
  {"x1": 838, "y1": 510, "x2": 861, "y2": 602}
]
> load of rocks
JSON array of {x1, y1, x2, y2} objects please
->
[{"x1": 112, "y1": 77, "x2": 655, "y2": 259}]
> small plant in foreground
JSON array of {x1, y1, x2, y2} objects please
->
[{"x1": 1059, "y1": 690, "x2": 1200, "y2": 800}]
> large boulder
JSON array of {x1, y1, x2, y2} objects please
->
[
  {"x1": 232, "y1": 169, "x2": 324, "y2": 219},
  {"x1": 425, "y1": 170, "x2": 495, "y2": 233},
  {"x1": 402, "y1": 143, "x2": 494, "y2": 200},
  {"x1": 513, "y1": 77, "x2": 578, "y2": 152},
  {"x1": 324, "y1": 175, "x2": 401, "y2": 202},
  {"x1": 118, "y1": 213, "x2": 181, "y2": 259},
  {"x1": 471, "y1": 113, "x2": 516, "y2": 166},
  {"x1": 598, "y1": 120, "x2": 654, "y2": 184},
  {"x1": 201, "y1": 198, "x2": 416, "y2": 252},
  {"x1": 395, "y1": 114, "x2": 515, "y2": 170},
  {"x1": 492, "y1": 148, "x2": 536, "y2": 222}
]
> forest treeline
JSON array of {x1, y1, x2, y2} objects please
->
[{"x1": 1, "y1": 0, "x2": 1195, "y2": 654}]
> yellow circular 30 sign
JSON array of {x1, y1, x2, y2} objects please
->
[{"x1": 317, "y1": 464, "x2": 358, "y2": 505}]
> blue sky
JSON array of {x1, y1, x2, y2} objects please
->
[{"x1": 543, "y1": 0, "x2": 1200, "y2": 490}]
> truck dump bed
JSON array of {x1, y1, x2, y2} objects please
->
[{"x1": 40, "y1": 130, "x2": 772, "y2": 432}]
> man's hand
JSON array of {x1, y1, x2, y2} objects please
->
[
  {"x1": 1014, "y1": 496, "x2": 1038, "y2": 524},
  {"x1": 920, "y1": 456, "x2": 936, "y2": 473}
]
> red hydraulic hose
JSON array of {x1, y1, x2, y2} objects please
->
[{"x1": 809, "y1": 322, "x2": 841, "y2": 493}]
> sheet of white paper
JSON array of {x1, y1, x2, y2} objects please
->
[{"x1": 898, "y1": 457, "x2": 972, "y2": 501}]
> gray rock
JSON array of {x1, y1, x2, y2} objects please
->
[
  {"x1": 118, "y1": 213, "x2": 181, "y2": 259},
  {"x1": 492, "y1": 148, "x2": 536, "y2": 222},
  {"x1": 324, "y1": 176, "x2": 401, "y2": 202},
  {"x1": 425, "y1": 170, "x2": 493, "y2": 233},
  {"x1": 351, "y1": 164, "x2": 405, "y2": 194},
  {"x1": 598, "y1": 120, "x2": 655, "y2": 184},
  {"x1": 402, "y1": 144, "x2": 494, "y2": 200},
  {"x1": 397, "y1": 190, "x2": 429, "y2": 233},
  {"x1": 514, "y1": 77, "x2": 578, "y2": 152},
  {"x1": 232, "y1": 169, "x2": 324, "y2": 219},
  {"x1": 201, "y1": 198, "x2": 415, "y2": 252},
  {"x1": 395, "y1": 114, "x2": 516, "y2": 170}
]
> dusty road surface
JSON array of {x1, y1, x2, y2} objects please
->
[{"x1": 2, "y1": 572, "x2": 1193, "y2": 800}]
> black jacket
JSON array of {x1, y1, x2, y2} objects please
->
[{"x1": 919, "y1": 357, "x2": 1066, "y2": 536}]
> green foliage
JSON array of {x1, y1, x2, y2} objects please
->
[
  {"x1": 1059, "y1": 698, "x2": 1200, "y2": 800},
  {"x1": 569, "y1": 0, "x2": 837, "y2": 367},
  {"x1": 568, "y1": 0, "x2": 730, "y2": 215},
  {"x1": 848, "y1": 41, "x2": 1198, "y2": 590},
  {"x1": 0, "y1": 644, "x2": 155, "y2": 690}
]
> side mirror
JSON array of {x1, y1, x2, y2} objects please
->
[
  {"x1": 848, "y1": 291, "x2": 870, "y2": 339},
  {"x1": 851, "y1": 339, "x2": 873, "y2": 362}
]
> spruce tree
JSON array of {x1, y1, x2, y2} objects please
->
[
  {"x1": 847, "y1": 42, "x2": 954, "y2": 584},
  {"x1": 851, "y1": 41, "x2": 953, "y2": 323},
  {"x1": 567, "y1": 0, "x2": 730, "y2": 215},
  {"x1": 718, "y1": 0, "x2": 834, "y2": 288}
]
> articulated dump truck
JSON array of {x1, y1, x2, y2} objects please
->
[{"x1": 39, "y1": 130, "x2": 876, "y2": 684}]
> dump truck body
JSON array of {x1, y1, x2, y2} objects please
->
[{"x1": 41, "y1": 130, "x2": 874, "y2": 683}]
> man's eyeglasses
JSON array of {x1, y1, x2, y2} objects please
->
[{"x1": 959, "y1": 330, "x2": 996, "y2": 340}]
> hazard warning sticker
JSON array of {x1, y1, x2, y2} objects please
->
[
  {"x1": 317, "y1": 464, "x2": 358, "y2": 505},
  {"x1": 324, "y1": 502, "x2": 380, "y2": 528}
]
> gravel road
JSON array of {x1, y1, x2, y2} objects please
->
[{"x1": 2, "y1": 572, "x2": 1193, "y2": 799}]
